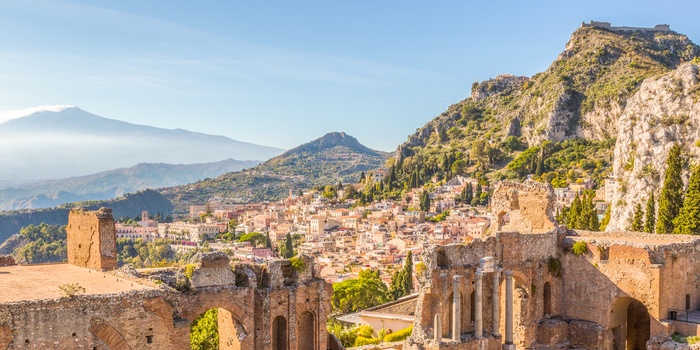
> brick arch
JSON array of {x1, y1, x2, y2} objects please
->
[
  {"x1": 89, "y1": 321, "x2": 132, "y2": 350},
  {"x1": 181, "y1": 298, "x2": 250, "y2": 325},
  {"x1": 0, "y1": 324, "x2": 14, "y2": 350},
  {"x1": 182, "y1": 298, "x2": 254, "y2": 350}
]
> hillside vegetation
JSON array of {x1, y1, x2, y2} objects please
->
[
  {"x1": 0, "y1": 190, "x2": 173, "y2": 243},
  {"x1": 396, "y1": 25, "x2": 699, "y2": 189},
  {"x1": 161, "y1": 132, "x2": 388, "y2": 212}
]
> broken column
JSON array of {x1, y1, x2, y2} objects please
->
[
  {"x1": 493, "y1": 267, "x2": 501, "y2": 337},
  {"x1": 434, "y1": 314, "x2": 441, "y2": 342},
  {"x1": 504, "y1": 270, "x2": 515, "y2": 349},
  {"x1": 475, "y1": 268, "x2": 483, "y2": 338},
  {"x1": 452, "y1": 275, "x2": 462, "y2": 341}
]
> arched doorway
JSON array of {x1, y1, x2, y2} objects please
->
[
  {"x1": 272, "y1": 316, "x2": 288, "y2": 350},
  {"x1": 190, "y1": 308, "x2": 248, "y2": 350},
  {"x1": 543, "y1": 282, "x2": 552, "y2": 317},
  {"x1": 298, "y1": 311, "x2": 315, "y2": 350},
  {"x1": 610, "y1": 298, "x2": 650, "y2": 350}
]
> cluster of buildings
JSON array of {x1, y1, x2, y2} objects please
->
[{"x1": 114, "y1": 173, "x2": 620, "y2": 285}]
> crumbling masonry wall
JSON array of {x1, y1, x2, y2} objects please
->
[
  {"x1": 0, "y1": 207, "x2": 330, "y2": 350},
  {"x1": 407, "y1": 180, "x2": 700, "y2": 350},
  {"x1": 66, "y1": 208, "x2": 117, "y2": 270}
]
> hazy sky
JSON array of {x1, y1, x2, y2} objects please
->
[{"x1": 0, "y1": 0, "x2": 698, "y2": 151}]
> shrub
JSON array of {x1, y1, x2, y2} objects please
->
[
  {"x1": 59, "y1": 283, "x2": 86, "y2": 298},
  {"x1": 572, "y1": 241, "x2": 588, "y2": 256},
  {"x1": 547, "y1": 257, "x2": 562, "y2": 278},
  {"x1": 184, "y1": 264, "x2": 196, "y2": 279},
  {"x1": 414, "y1": 262, "x2": 427, "y2": 278},
  {"x1": 354, "y1": 336, "x2": 381, "y2": 347},
  {"x1": 289, "y1": 256, "x2": 306, "y2": 272},
  {"x1": 384, "y1": 325, "x2": 413, "y2": 343}
]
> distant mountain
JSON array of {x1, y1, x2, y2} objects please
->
[
  {"x1": 0, "y1": 158, "x2": 260, "y2": 211},
  {"x1": 162, "y1": 132, "x2": 388, "y2": 212},
  {"x1": 0, "y1": 106, "x2": 284, "y2": 187},
  {"x1": 0, "y1": 189, "x2": 173, "y2": 245}
]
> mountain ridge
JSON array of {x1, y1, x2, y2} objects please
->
[
  {"x1": 0, "y1": 158, "x2": 260, "y2": 211},
  {"x1": 161, "y1": 132, "x2": 388, "y2": 212},
  {"x1": 0, "y1": 107, "x2": 284, "y2": 186}
]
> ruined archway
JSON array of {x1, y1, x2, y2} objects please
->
[
  {"x1": 89, "y1": 321, "x2": 132, "y2": 350},
  {"x1": 298, "y1": 311, "x2": 316, "y2": 350},
  {"x1": 609, "y1": 297, "x2": 650, "y2": 350},
  {"x1": 543, "y1": 282, "x2": 552, "y2": 317},
  {"x1": 272, "y1": 316, "x2": 288, "y2": 350},
  {"x1": 190, "y1": 308, "x2": 250, "y2": 350}
]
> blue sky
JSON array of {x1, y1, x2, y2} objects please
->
[{"x1": 0, "y1": 0, "x2": 698, "y2": 151}]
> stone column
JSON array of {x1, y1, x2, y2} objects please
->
[
  {"x1": 452, "y1": 275, "x2": 462, "y2": 341},
  {"x1": 505, "y1": 270, "x2": 514, "y2": 347},
  {"x1": 434, "y1": 314, "x2": 441, "y2": 342},
  {"x1": 475, "y1": 268, "x2": 483, "y2": 338},
  {"x1": 493, "y1": 267, "x2": 502, "y2": 337}
]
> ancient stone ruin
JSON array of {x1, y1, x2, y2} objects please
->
[
  {"x1": 0, "y1": 208, "x2": 331, "y2": 350},
  {"x1": 405, "y1": 181, "x2": 700, "y2": 350}
]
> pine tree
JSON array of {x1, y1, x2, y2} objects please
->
[
  {"x1": 673, "y1": 166, "x2": 700, "y2": 235},
  {"x1": 644, "y1": 193, "x2": 655, "y2": 233},
  {"x1": 630, "y1": 204, "x2": 644, "y2": 232},
  {"x1": 358, "y1": 171, "x2": 365, "y2": 183},
  {"x1": 656, "y1": 144, "x2": 685, "y2": 234}
]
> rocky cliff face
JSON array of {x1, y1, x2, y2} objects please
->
[{"x1": 606, "y1": 63, "x2": 700, "y2": 231}]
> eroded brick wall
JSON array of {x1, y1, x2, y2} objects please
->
[{"x1": 66, "y1": 208, "x2": 117, "y2": 270}]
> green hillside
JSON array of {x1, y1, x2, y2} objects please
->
[{"x1": 161, "y1": 132, "x2": 388, "y2": 213}]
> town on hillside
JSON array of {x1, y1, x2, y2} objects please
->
[{"x1": 114, "y1": 172, "x2": 616, "y2": 284}]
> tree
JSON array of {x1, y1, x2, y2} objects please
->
[
  {"x1": 644, "y1": 193, "x2": 656, "y2": 233},
  {"x1": 600, "y1": 205, "x2": 611, "y2": 231},
  {"x1": 673, "y1": 165, "x2": 700, "y2": 235},
  {"x1": 419, "y1": 190, "x2": 431, "y2": 212},
  {"x1": 190, "y1": 309, "x2": 219, "y2": 350},
  {"x1": 388, "y1": 251, "x2": 414, "y2": 300},
  {"x1": 331, "y1": 269, "x2": 389, "y2": 313},
  {"x1": 630, "y1": 204, "x2": 644, "y2": 232},
  {"x1": 238, "y1": 232, "x2": 267, "y2": 247},
  {"x1": 359, "y1": 171, "x2": 366, "y2": 183},
  {"x1": 656, "y1": 144, "x2": 684, "y2": 234},
  {"x1": 283, "y1": 232, "x2": 294, "y2": 258}
]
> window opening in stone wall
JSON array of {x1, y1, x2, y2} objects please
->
[
  {"x1": 686, "y1": 294, "x2": 691, "y2": 310},
  {"x1": 190, "y1": 308, "x2": 247, "y2": 350},
  {"x1": 272, "y1": 316, "x2": 288, "y2": 350},
  {"x1": 146, "y1": 335, "x2": 153, "y2": 344},
  {"x1": 298, "y1": 311, "x2": 316, "y2": 350}
]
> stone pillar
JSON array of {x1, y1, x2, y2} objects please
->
[
  {"x1": 475, "y1": 268, "x2": 483, "y2": 339},
  {"x1": 493, "y1": 267, "x2": 501, "y2": 337},
  {"x1": 452, "y1": 275, "x2": 462, "y2": 341},
  {"x1": 434, "y1": 314, "x2": 441, "y2": 342},
  {"x1": 504, "y1": 270, "x2": 515, "y2": 349}
]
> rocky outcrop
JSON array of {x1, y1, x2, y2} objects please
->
[{"x1": 606, "y1": 63, "x2": 700, "y2": 231}]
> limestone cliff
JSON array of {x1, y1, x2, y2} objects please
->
[{"x1": 606, "y1": 63, "x2": 700, "y2": 231}]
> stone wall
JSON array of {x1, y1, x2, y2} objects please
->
[
  {"x1": 0, "y1": 253, "x2": 331, "y2": 350},
  {"x1": 0, "y1": 256, "x2": 15, "y2": 266},
  {"x1": 491, "y1": 180, "x2": 556, "y2": 234},
  {"x1": 66, "y1": 208, "x2": 117, "y2": 270}
]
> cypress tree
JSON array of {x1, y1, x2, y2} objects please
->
[
  {"x1": 630, "y1": 203, "x2": 644, "y2": 232},
  {"x1": 284, "y1": 232, "x2": 294, "y2": 258},
  {"x1": 644, "y1": 193, "x2": 656, "y2": 233},
  {"x1": 656, "y1": 144, "x2": 684, "y2": 234},
  {"x1": 568, "y1": 195, "x2": 582, "y2": 228},
  {"x1": 403, "y1": 251, "x2": 413, "y2": 294},
  {"x1": 600, "y1": 205, "x2": 611, "y2": 231},
  {"x1": 673, "y1": 166, "x2": 700, "y2": 235}
]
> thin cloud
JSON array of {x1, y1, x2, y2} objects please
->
[{"x1": 0, "y1": 105, "x2": 74, "y2": 124}]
